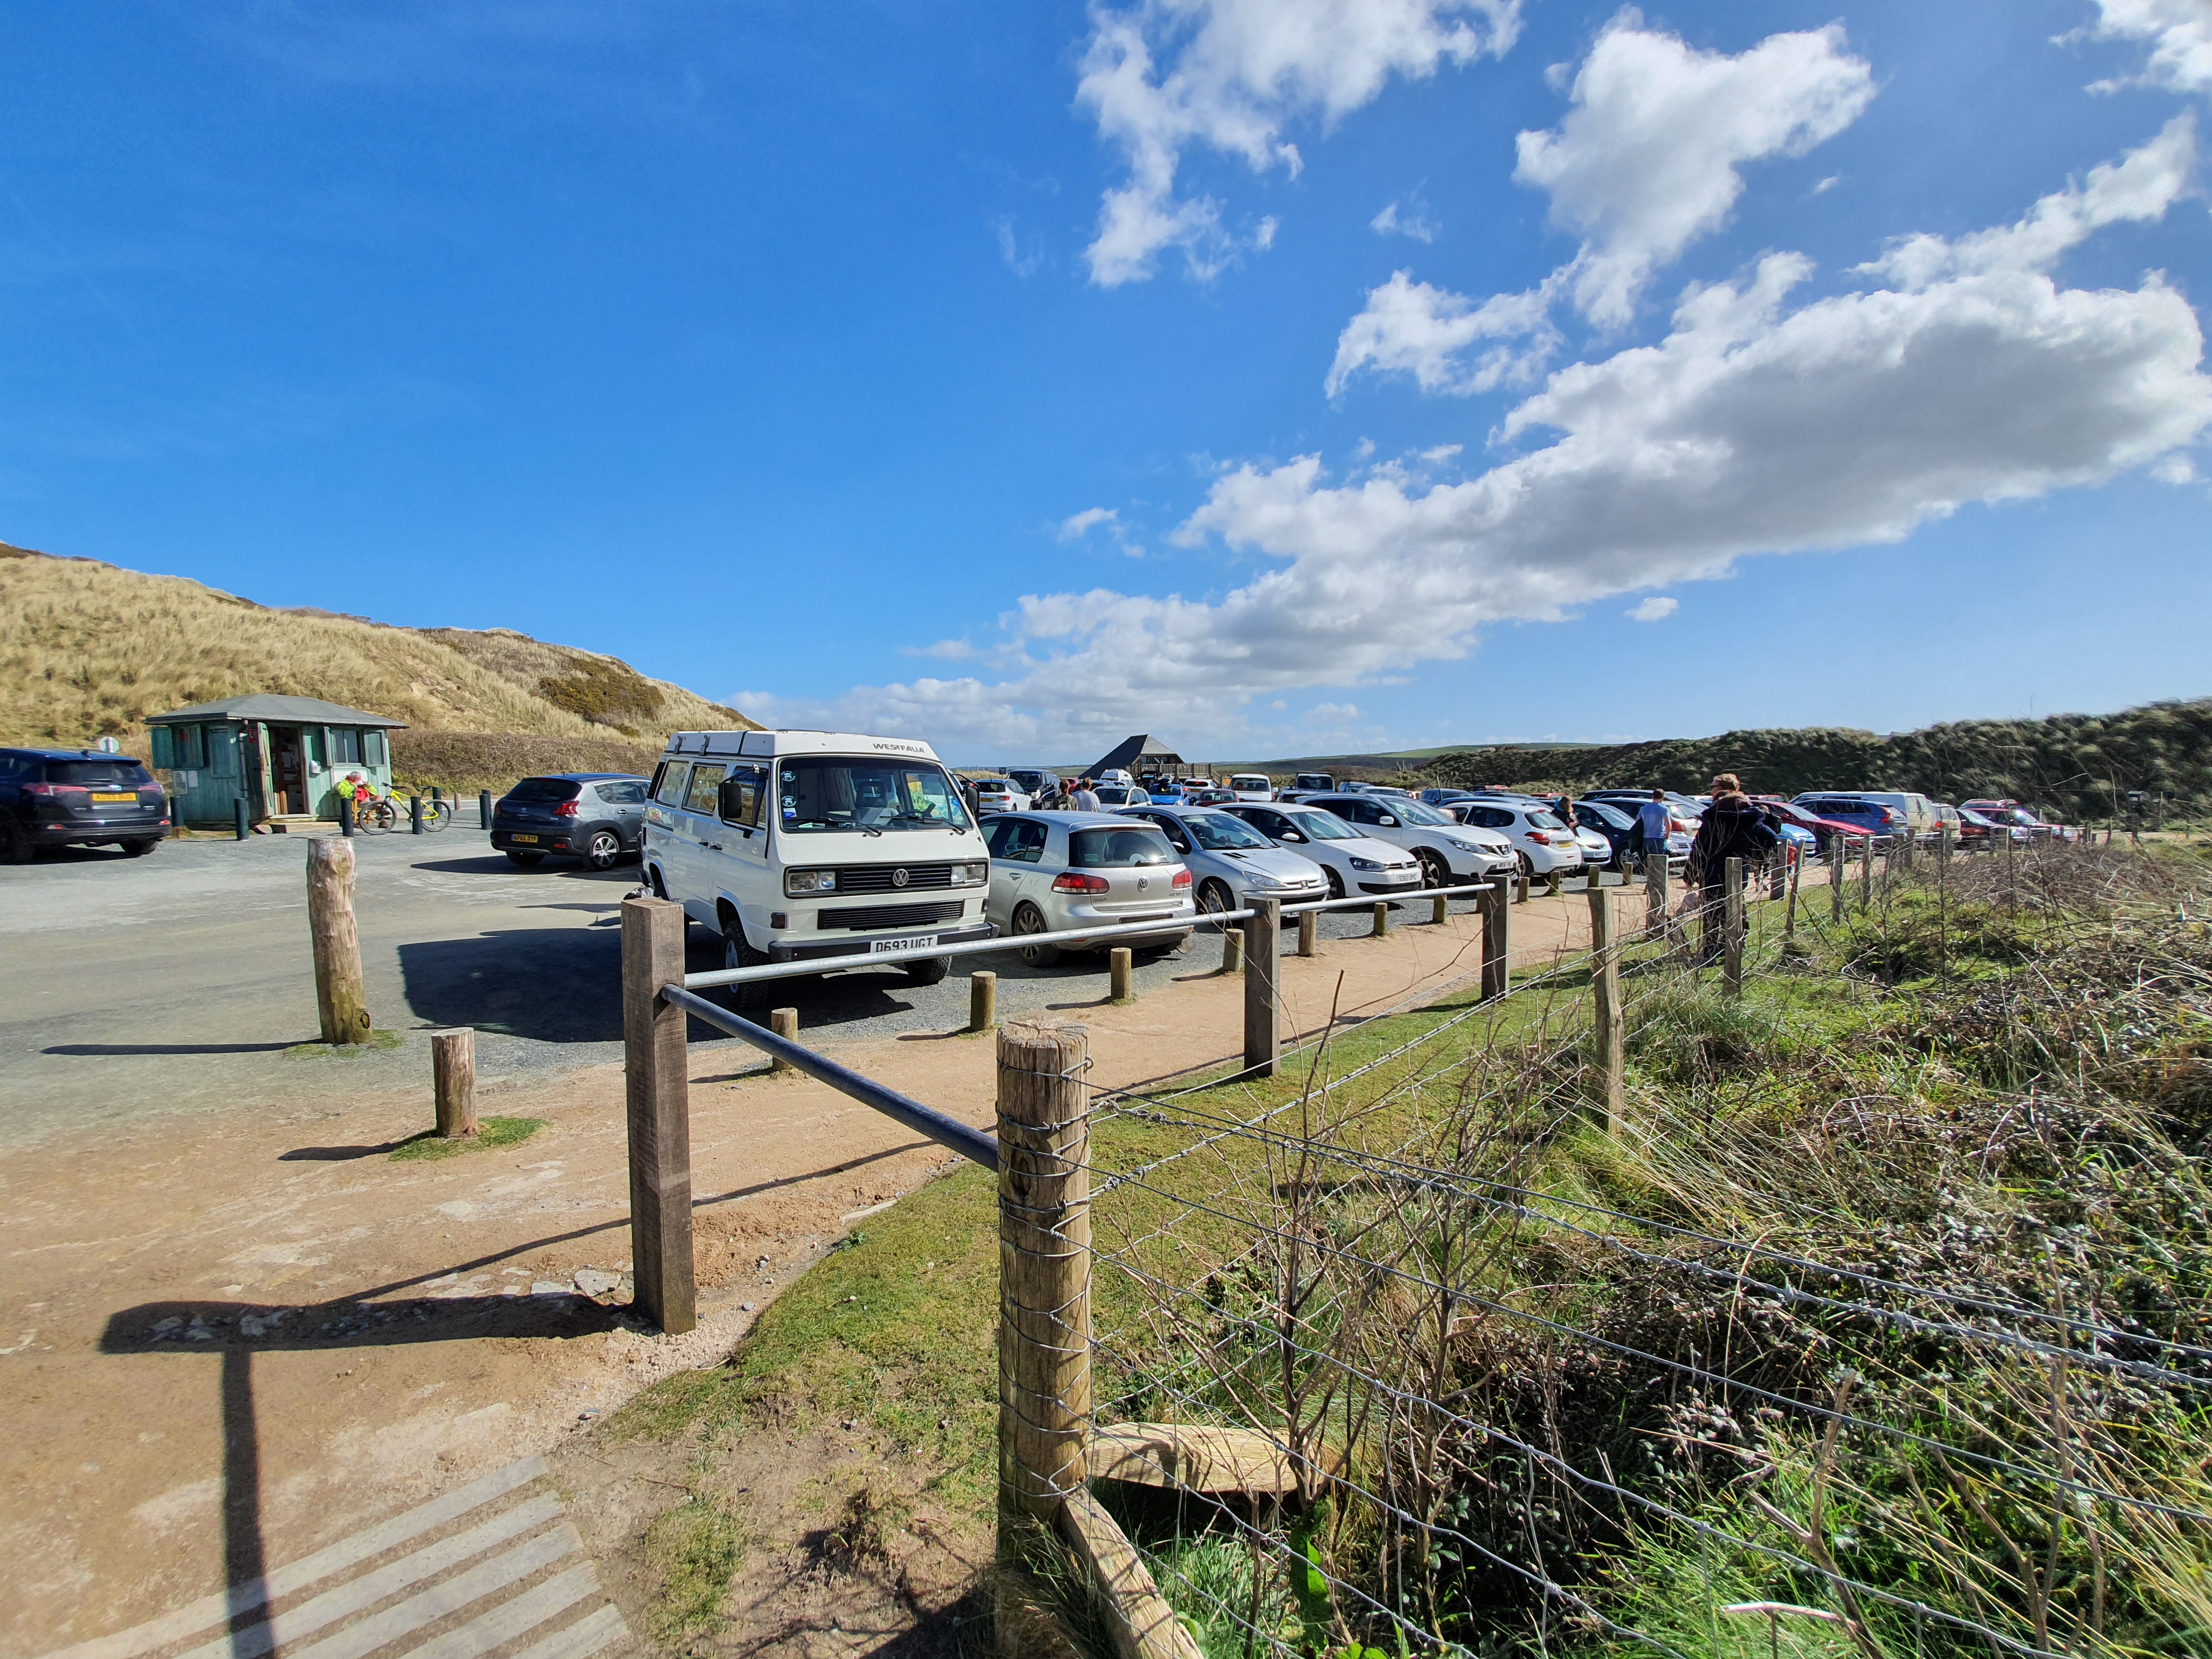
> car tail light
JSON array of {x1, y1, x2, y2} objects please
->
[
  {"x1": 1172, "y1": 868, "x2": 1191, "y2": 889},
  {"x1": 23, "y1": 782, "x2": 86, "y2": 801},
  {"x1": 554, "y1": 801, "x2": 579, "y2": 817},
  {"x1": 1053, "y1": 872, "x2": 1110, "y2": 893}
]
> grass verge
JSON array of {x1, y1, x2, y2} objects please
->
[{"x1": 387, "y1": 1115, "x2": 546, "y2": 1160}]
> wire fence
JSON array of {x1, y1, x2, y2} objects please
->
[{"x1": 1021, "y1": 836, "x2": 2212, "y2": 1658}]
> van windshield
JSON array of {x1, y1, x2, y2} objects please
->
[{"x1": 775, "y1": 757, "x2": 971, "y2": 834}]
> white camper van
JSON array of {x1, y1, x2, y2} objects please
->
[{"x1": 644, "y1": 730, "x2": 992, "y2": 1005}]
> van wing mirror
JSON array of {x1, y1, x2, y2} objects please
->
[{"x1": 719, "y1": 774, "x2": 760, "y2": 829}]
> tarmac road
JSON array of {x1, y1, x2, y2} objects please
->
[{"x1": 0, "y1": 828, "x2": 1481, "y2": 1149}]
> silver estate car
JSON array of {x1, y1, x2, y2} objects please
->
[
  {"x1": 1218, "y1": 802, "x2": 1420, "y2": 901},
  {"x1": 980, "y1": 812, "x2": 1195, "y2": 966},
  {"x1": 1115, "y1": 803, "x2": 1330, "y2": 920}
]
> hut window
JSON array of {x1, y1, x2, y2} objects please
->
[
  {"x1": 332, "y1": 727, "x2": 361, "y2": 765},
  {"x1": 364, "y1": 730, "x2": 386, "y2": 767}
]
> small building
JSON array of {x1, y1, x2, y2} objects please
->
[
  {"x1": 146, "y1": 695, "x2": 408, "y2": 826},
  {"x1": 1088, "y1": 734, "x2": 1185, "y2": 781}
]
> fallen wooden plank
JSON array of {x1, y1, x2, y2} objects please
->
[
  {"x1": 1056, "y1": 1488, "x2": 1202, "y2": 1659},
  {"x1": 1087, "y1": 1423, "x2": 1341, "y2": 1498}
]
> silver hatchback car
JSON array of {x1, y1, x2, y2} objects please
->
[
  {"x1": 1115, "y1": 804, "x2": 1331, "y2": 920},
  {"x1": 980, "y1": 812, "x2": 1195, "y2": 966}
]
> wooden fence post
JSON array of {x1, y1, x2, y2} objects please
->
[
  {"x1": 1589, "y1": 885, "x2": 1623, "y2": 1135},
  {"x1": 1783, "y1": 849, "x2": 1801, "y2": 944},
  {"x1": 1722, "y1": 856, "x2": 1745, "y2": 999},
  {"x1": 996, "y1": 1021, "x2": 1091, "y2": 1537},
  {"x1": 1243, "y1": 897, "x2": 1280, "y2": 1080},
  {"x1": 621, "y1": 895, "x2": 696, "y2": 1335},
  {"x1": 1645, "y1": 855, "x2": 1670, "y2": 941},
  {"x1": 1479, "y1": 880, "x2": 1510, "y2": 1002},
  {"x1": 306, "y1": 839, "x2": 372, "y2": 1046},
  {"x1": 432, "y1": 1029, "x2": 476, "y2": 1138},
  {"x1": 1860, "y1": 835, "x2": 1873, "y2": 912},
  {"x1": 1297, "y1": 909, "x2": 1318, "y2": 958},
  {"x1": 769, "y1": 1007, "x2": 798, "y2": 1073},
  {"x1": 1830, "y1": 839, "x2": 1845, "y2": 926},
  {"x1": 970, "y1": 970, "x2": 998, "y2": 1032}
]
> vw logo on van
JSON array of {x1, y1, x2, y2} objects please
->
[{"x1": 892, "y1": 867, "x2": 910, "y2": 888}]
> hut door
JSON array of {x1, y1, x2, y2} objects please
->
[{"x1": 272, "y1": 726, "x2": 305, "y2": 816}]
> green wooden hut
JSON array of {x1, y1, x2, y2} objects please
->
[{"x1": 146, "y1": 695, "x2": 408, "y2": 827}]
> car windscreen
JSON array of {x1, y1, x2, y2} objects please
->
[
  {"x1": 1069, "y1": 826, "x2": 1176, "y2": 868},
  {"x1": 1184, "y1": 812, "x2": 1272, "y2": 851},
  {"x1": 46, "y1": 760, "x2": 154, "y2": 787},
  {"x1": 1229, "y1": 776, "x2": 1271, "y2": 789},
  {"x1": 1386, "y1": 799, "x2": 1448, "y2": 826},
  {"x1": 1283, "y1": 810, "x2": 1358, "y2": 841},
  {"x1": 509, "y1": 777, "x2": 582, "y2": 803},
  {"x1": 1094, "y1": 786, "x2": 1141, "y2": 805},
  {"x1": 776, "y1": 757, "x2": 972, "y2": 833}
]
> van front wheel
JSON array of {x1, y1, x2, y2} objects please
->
[
  {"x1": 903, "y1": 956, "x2": 951, "y2": 986},
  {"x1": 722, "y1": 920, "x2": 770, "y2": 1012}
]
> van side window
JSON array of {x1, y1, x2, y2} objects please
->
[
  {"x1": 684, "y1": 763, "x2": 727, "y2": 814},
  {"x1": 720, "y1": 766, "x2": 763, "y2": 826},
  {"x1": 653, "y1": 763, "x2": 690, "y2": 806}
]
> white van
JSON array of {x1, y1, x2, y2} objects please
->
[{"x1": 644, "y1": 730, "x2": 993, "y2": 1005}]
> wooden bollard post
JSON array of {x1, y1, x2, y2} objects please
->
[
  {"x1": 1371, "y1": 900, "x2": 1389, "y2": 938},
  {"x1": 1220, "y1": 927, "x2": 1243, "y2": 974},
  {"x1": 1830, "y1": 839, "x2": 1845, "y2": 925},
  {"x1": 1297, "y1": 909, "x2": 1318, "y2": 957},
  {"x1": 620, "y1": 895, "x2": 696, "y2": 1335},
  {"x1": 1767, "y1": 851, "x2": 1786, "y2": 902},
  {"x1": 1860, "y1": 836, "x2": 1874, "y2": 912},
  {"x1": 1479, "y1": 880, "x2": 1510, "y2": 1002},
  {"x1": 1646, "y1": 855, "x2": 1670, "y2": 941},
  {"x1": 1784, "y1": 849, "x2": 1801, "y2": 943},
  {"x1": 432, "y1": 1029, "x2": 477, "y2": 1138},
  {"x1": 996, "y1": 1022, "x2": 1092, "y2": 1527},
  {"x1": 1588, "y1": 885, "x2": 1623, "y2": 1136},
  {"x1": 1108, "y1": 947, "x2": 1133, "y2": 1003},
  {"x1": 307, "y1": 839, "x2": 372, "y2": 1046},
  {"x1": 1431, "y1": 892, "x2": 1449, "y2": 926},
  {"x1": 1722, "y1": 856, "x2": 1745, "y2": 999},
  {"x1": 1515, "y1": 870, "x2": 1531, "y2": 904},
  {"x1": 1243, "y1": 897, "x2": 1279, "y2": 1080},
  {"x1": 970, "y1": 970, "x2": 998, "y2": 1033},
  {"x1": 769, "y1": 1007, "x2": 798, "y2": 1073}
]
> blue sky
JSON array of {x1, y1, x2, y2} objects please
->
[{"x1": 4, "y1": 0, "x2": 2209, "y2": 764}]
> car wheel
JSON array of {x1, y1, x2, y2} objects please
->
[
  {"x1": 1012, "y1": 902, "x2": 1060, "y2": 968},
  {"x1": 1414, "y1": 848, "x2": 1449, "y2": 889},
  {"x1": 122, "y1": 837, "x2": 160, "y2": 857},
  {"x1": 1197, "y1": 878, "x2": 1237, "y2": 930},
  {"x1": 584, "y1": 829, "x2": 622, "y2": 871},
  {"x1": 505, "y1": 849, "x2": 546, "y2": 867},
  {"x1": 1323, "y1": 866, "x2": 1346, "y2": 902},
  {"x1": 648, "y1": 865, "x2": 669, "y2": 900},
  {"x1": 903, "y1": 956, "x2": 952, "y2": 986},
  {"x1": 1516, "y1": 851, "x2": 1535, "y2": 879},
  {"x1": 723, "y1": 918, "x2": 770, "y2": 1011},
  {"x1": 1, "y1": 817, "x2": 34, "y2": 864}
]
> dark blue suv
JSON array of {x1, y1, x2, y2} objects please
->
[{"x1": 1, "y1": 747, "x2": 170, "y2": 862}]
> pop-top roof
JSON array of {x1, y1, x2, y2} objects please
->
[
  {"x1": 661, "y1": 729, "x2": 941, "y2": 763},
  {"x1": 147, "y1": 694, "x2": 408, "y2": 728}
]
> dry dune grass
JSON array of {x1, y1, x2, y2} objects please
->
[{"x1": 0, "y1": 547, "x2": 754, "y2": 779}]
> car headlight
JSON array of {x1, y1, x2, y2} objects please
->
[
  {"x1": 783, "y1": 868, "x2": 837, "y2": 896},
  {"x1": 950, "y1": 860, "x2": 989, "y2": 887},
  {"x1": 1349, "y1": 855, "x2": 1382, "y2": 871},
  {"x1": 1445, "y1": 837, "x2": 1477, "y2": 853}
]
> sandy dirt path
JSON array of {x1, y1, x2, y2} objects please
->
[{"x1": 1, "y1": 893, "x2": 1590, "y2": 1655}]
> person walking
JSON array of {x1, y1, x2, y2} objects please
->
[
  {"x1": 1686, "y1": 774, "x2": 1779, "y2": 965},
  {"x1": 1070, "y1": 776, "x2": 1102, "y2": 813},
  {"x1": 1636, "y1": 790, "x2": 1671, "y2": 871}
]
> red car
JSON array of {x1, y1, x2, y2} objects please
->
[{"x1": 1755, "y1": 796, "x2": 1865, "y2": 852}]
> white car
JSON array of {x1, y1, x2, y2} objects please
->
[
  {"x1": 1297, "y1": 794, "x2": 1517, "y2": 887},
  {"x1": 1227, "y1": 773, "x2": 1275, "y2": 802},
  {"x1": 1115, "y1": 803, "x2": 1331, "y2": 919},
  {"x1": 1219, "y1": 802, "x2": 1422, "y2": 902},
  {"x1": 967, "y1": 776, "x2": 1023, "y2": 813},
  {"x1": 1097, "y1": 769, "x2": 1137, "y2": 789},
  {"x1": 1445, "y1": 798, "x2": 1587, "y2": 878}
]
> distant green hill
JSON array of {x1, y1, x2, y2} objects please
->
[{"x1": 1395, "y1": 699, "x2": 2212, "y2": 822}]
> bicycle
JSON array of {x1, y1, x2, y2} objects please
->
[{"x1": 346, "y1": 791, "x2": 454, "y2": 832}]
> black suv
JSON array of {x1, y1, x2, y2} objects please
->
[
  {"x1": 490, "y1": 773, "x2": 649, "y2": 869},
  {"x1": 1, "y1": 747, "x2": 170, "y2": 862}
]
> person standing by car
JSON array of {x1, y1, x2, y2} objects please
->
[
  {"x1": 1070, "y1": 777, "x2": 1101, "y2": 812},
  {"x1": 1636, "y1": 790, "x2": 1671, "y2": 869},
  {"x1": 1686, "y1": 775, "x2": 1779, "y2": 966}
]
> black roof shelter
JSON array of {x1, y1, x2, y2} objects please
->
[{"x1": 1088, "y1": 734, "x2": 1185, "y2": 779}]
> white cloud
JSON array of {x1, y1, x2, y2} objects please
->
[
  {"x1": 1515, "y1": 11, "x2": 1875, "y2": 326},
  {"x1": 762, "y1": 132, "x2": 2212, "y2": 756},
  {"x1": 1307, "y1": 701, "x2": 1361, "y2": 721},
  {"x1": 2079, "y1": 0, "x2": 2212, "y2": 94},
  {"x1": 992, "y1": 216, "x2": 1045, "y2": 277},
  {"x1": 1058, "y1": 506, "x2": 1120, "y2": 540},
  {"x1": 1327, "y1": 268, "x2": 1562, "y2": 395},
  {"x1": 1371, "y1": 198, "x2": 1436, "y2": 240},
  {"x1": 1626, "y1": 596, "x2": 1677, "y2": 621},
  {"x1": 1077, "y1": 0, "x2": 1520, "y2": 286}
]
